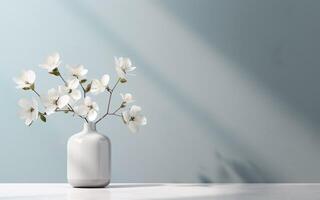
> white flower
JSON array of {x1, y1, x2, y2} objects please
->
[
  {"x1": 18, "y1": 98, "x2": 38, "y2": 126},
  {"x1": 75, "y1": 97, "x2": 99, "y2": 121},
  {"x1": 39, "y1": 52, "x2": 61, "y2": 72},
  {"x1": 122, "y1": 105, "x2": 147, "y2": 133},
  {"x1": 67, "y1": 65, "x2": 88, "y2": 80},
  {"x1": 60, "y1": 79, "x2": 81, "y2": 102},
  {"x1": 13, "y1": 70, "x2": 36, "y2": 89},
  {"x1": 115, "y1": 57, "x2": 136, "y2": 80},
  {"x1": 120, "y1": 93, "x2": 134, "y2": 104},
  {"x1": 42, "y1": 88, "x2": 70, "y2": 115},
  {"x1": 90, "y1": 74, "x2": 110, "y2": 95}
]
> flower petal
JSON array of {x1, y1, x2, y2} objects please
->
[
  {"x1": 70, "y1": 89, "x2": 81, "y2": 101},
  {"x1": 87, "y1": 109, "x2": 97, "y2": 121},
  {"x1": 75, "y1": 105, "x2": 88, "y2": 116},
  {"x1": 18, "y1": 98, "x2": 31, "y2": 108},
  {"x1": 84, "y1": 96, "x2": 92, "y2": 106},
  {"x1": 136, "y1": 115, "x2": 147, "y2": 126},
  {"x1": 19, "y1": 110, "x2": 28, "y2": 120},
  {"x1": 48, "y1": 88, "x2": 58, "y2": 98},
  {"x1": 128, "y1": 121, "x2": 138, "y2": 133},
  {"x1": 122, "y1": 93, "x2": 133, "y2": 103},
  {"x1": 58, "y1": 85, "x2": 68, "y2": 95},
  {"x1": 130, "y1": 105, "x2": 141, "y2": 116},
  {"x1": 32, "y1": 98, "x2": 38, "y2": 109},
  {"x1": 116, "y1": 67, "x2": 126, "y2": 79},
  {"x1": 31, "y1": 109, "x2": 39, "y2": 121},
  {"x1": 13, "y1": 77, "x2": 25, "y2": 87},
  {"x1": 68, "y1": 78, "x2": 79, "y2": 90},
  {"x1": 25, "y1": 70, "x2": 36, "y2": 84},
  {"x1": 52, "y1": 52, "x2": 60, "y2": 63},
  {"x1": 92, "y1": 102, "x2": 99, "y2": 111},
  {"x1": 127, "y1": 66, "x2": 136, "y2": 72},
  {"x1": 45, "y1": 105, "x2": 57, "y2": 115},
  {"x1": 90, "y1": 79, "x2": 103, "y2": 94},
  {"x1": 122, "y1": 111, "x2": 130, "y2": 123},
  {"x1": 24, "y1": 118, "x2": 33, "y2": 126},
  {"x1": 101, "y1": 74, "x2": 110, "y2": 87},
  {"x1": 57, "y1": 95, "x2": 70, "y2": 108}
]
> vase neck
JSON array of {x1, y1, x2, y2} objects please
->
[{"x1": 83, "y1": 122, "x2": 96, "y2": 132}]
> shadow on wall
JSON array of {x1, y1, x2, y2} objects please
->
[
  {"x1": 159, "y1": 0, "x2": 320, "y2": 132},
  {"x1": 198, "y1": 150, "x2": 272, "y2": 183},
  {"x1": 60, "y1": 0, "x2": 276, "y2": 183}
]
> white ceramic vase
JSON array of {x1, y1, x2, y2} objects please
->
[{"x1": 67, "y1": 122, "x2": 111, "y2": 188}]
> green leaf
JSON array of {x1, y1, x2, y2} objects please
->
[
  {"x1": 121, "y1": 113, "x2": 127, "y2": 124},
  {"x1": 49, "y1": 68, "x2": 60, "y2": 76},
  {"x1": 80, "y1": 79, "x2": 87, "y2": 83},
  {"x1": 120, "y1": 78, "x2": 127, "y2": 83},
  {"x1": 30, "y1": 83, "x2": 35, "y2": 90},
  {"x1": 22, "y1": 87, "x2": 30, "y2": 90},
  {"x1": 39, "y1": 113, "x2": 46, "y2": 122},
  {"x1": 85, "y1": 83, "x2": 92, "y2": 92}
]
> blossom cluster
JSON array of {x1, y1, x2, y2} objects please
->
[{"x1": 13, "y1": 53, "x2": 147, "y2": 133}]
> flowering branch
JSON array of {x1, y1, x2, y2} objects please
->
[
  {"x1": 14, "y1": 54, "x2": 147, "y2": 133},
  {"x1": 57, "y1": 70, "x2": 88, "y2": 122}
]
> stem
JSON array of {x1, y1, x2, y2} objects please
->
[
  {"x1": 111, "y1": 103, "x2": 124, "y2": 115},
  {"x1": 106, "y1": 91, "x2": 112, "y2": 114},
  {"x1": 112, "y1": 78, "x2": 120, "y2": 91},
  {"x1": 58, "y1": 74, "x2": 67, "y2": 85},
  {"x1": 95, "y1": 78, "x2": 121, "y2": 124},
  {"x1": 31, "y1": 88, "x2": 46, "y2": 110},
  {"x1": 80, "y1": 83, "x2": 86, "y2": 98},
  {"x1": 55, "y1": 109, "x2": 69, "y2": 112},
  {"x1": 95, "y1": 91, "x2": 112, "y2": 124},
  {"x1": 67, "y1": 104, "x2": 88, "y2": 123},
  {"x1": 32, "y1": 89, "x2": 40, "y2": 97},
  {"x1": 109, "y1": 113, "x2": 121, "y2": 117}
]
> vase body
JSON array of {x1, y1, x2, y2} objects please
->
[{"x1": 67, "y1": 122, "x2": 111, "y2": 188}]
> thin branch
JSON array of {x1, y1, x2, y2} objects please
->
[
  {"x1": 106, "y1": 91, "x2": 113, "y2": 114},
  {"x1": 109, "y1": 113, "x2": 122, "y2": 117},
  {"x1": 32, "y1": 89, "x2": 40, "y2": 97},
  {"x1": 67, "y1": 103, "x2": 88, "y2": 123},
  {"x1": 55, "y1": 109, "x2": 70, "y2": 112},
  {"x1": 58, "y1": 74, "x2": 67, "y2": 85},
  {"x1": 110, "y1": 102, "x2": 125, "y2": 116},
  {"x1": 95, "y1": 91, "x2": 112, "y2": 124},
  {"x1": 95, "y1": 78, "x2": 121, "y2": 124},
  {"x1": 112, "y1": 106, "x2": 122, "y2": 115},
  {"x1": 111, "y1": 78, "x2": 120, "y2": 91},
  {"x1": 79, "y1": 83, "x2": 86, "y2": 98},
  {"x1": 74, "y1": 76, "x2": 87, "y2": 98}
]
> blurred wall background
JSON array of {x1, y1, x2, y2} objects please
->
[{"x1": 1, "y1": 0, "x2": 320, "y2": 183}]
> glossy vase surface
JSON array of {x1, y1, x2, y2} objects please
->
[{"x1": 67, "y1": 122, "x2": 111, "y2": 188}]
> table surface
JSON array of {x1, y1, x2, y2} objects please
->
[{"x1": 0, "y1": 183, "x2": 319, "y2": 200}]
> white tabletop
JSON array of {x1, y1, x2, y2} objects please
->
[{"x1": 0, "y1": 183, "x2": 319, "y2": 200}]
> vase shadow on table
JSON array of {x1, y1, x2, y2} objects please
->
[
  {"x1": 107, "y1": 184, "x2": 164, "y2": 188},
  {"x1": 0, "y1": 194, "x2": 65, "y2": 200}
]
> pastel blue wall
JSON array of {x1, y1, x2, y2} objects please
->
[{"x1": 1, "y1": 0, "x2": 320, "y2": 183}]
